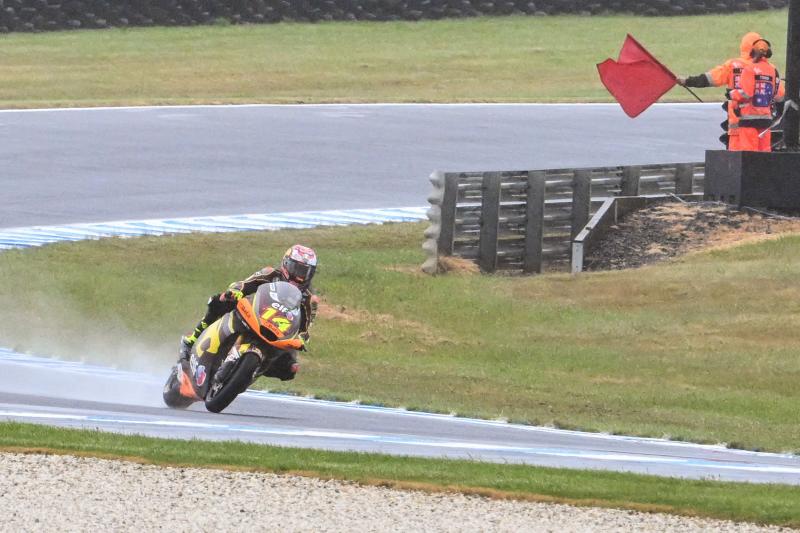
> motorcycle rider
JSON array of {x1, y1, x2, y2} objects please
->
[{"x1": 178, "y1": 244, "x2": 319, "y2": 361}]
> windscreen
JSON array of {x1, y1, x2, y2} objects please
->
[{"x1": 252, "y1": 281, "x2": 303, "y2": 340}]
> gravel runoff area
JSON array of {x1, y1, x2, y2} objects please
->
[
  {"x1": 0, "y1": 452, "x2": 790, "y2": 532},
  {"x1": 584, "y1": 201, "x2": 800, "y2": 271}
]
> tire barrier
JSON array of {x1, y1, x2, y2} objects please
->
[{"x1": 0, "y1": 0, "x2": 789, "y2": 33}]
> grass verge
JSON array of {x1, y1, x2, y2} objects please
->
[
  {"x1": 0, "y1": 11, "x2": 789, "y2": 107},
  {"x1": 1, "y1": 422, "x2": 799, "y2": 526},
  {"x1": 0, "y1": 222, "x2": 799, "y2": 453}
]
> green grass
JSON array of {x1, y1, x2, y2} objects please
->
[
  {"x1": 1, "y1": 223, "x2": 799, "y2": 453},
  {"x1": 2, "y1": 422, "x2": 799, "y2": 526},
  {"x1": 0, "y1": 11, "x2": 789, "y2": 107}
]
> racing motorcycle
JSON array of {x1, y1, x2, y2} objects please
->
[{"x1": 163, "y1": 281, "x2": 304, "y2": 413}]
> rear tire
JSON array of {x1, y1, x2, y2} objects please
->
[
  {"x1": 163, "y1": 365, "x2": 194, "y2": 409},
  {"x1": 204, "y1": 353, "x2": 260, "y2": 413}
]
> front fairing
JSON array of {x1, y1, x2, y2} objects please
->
[{"x1": 237, "y1": 282, "x2": 304, "y2": 350}]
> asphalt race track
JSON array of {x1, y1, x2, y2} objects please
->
[
  {"x1": 1, "y1": 103, "x2": 721, "y2": 228},
  {"x1": 5, "y1": 103, "x2": 798, "y2": 486},
  {"x1": 2, "y1": 350, "x2": 800, "y2": 485}
]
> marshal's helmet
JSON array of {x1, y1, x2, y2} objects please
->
[
  {"x1": 750, "y1": 38, "x2": 773, "y2": 60},
  {"x1": 281, "y1": 245, "x2": 317, "y2": 288}
]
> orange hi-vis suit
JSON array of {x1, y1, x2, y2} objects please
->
[
  {"x1": 706, "y1": 31, "x2": 761, "y2": 142},
  {"x1": 730, "y1": 56, "x2": 782, "y2": 151},
  {"x1": 681, "y1": 32, "x2": 761, "y2": 147}
]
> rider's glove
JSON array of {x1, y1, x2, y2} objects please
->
[
  {"x1": 222, "y1": 289, "x2": 244, "y2": 302},
  {"x1": 299, "y1": 331, "x2": 310, "y2": 350}
]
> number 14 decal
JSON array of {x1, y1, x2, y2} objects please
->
[{"x1": 261, "y1": 308, "x2": 292, "y2": 332}]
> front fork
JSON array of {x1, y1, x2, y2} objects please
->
[{"x1": 212, "y1": 336, "x2": 266, "y2": 389}]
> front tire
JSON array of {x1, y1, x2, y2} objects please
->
[
  {"x1": 204, "y1": 353, "x2": 260, "y2": 413},
  {"x1": 163, "y1": 365, "x2": 195, "y2": 409}
]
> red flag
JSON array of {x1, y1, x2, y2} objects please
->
[{"x1": 597, "y1": 34, "x2": 677, "y2": 118}]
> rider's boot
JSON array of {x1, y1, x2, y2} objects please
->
[
  {"x1": 178, "y1": 336, "x2": 194, "y2": 362},
  {"x1": 178, "y1": 320, "x2": 209, "y2": 361}
]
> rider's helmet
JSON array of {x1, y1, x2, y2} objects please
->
[{"x1": 281, "y1": 245, "x2": 317, "y2": 289}]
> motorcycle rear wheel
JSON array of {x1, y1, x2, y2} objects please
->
[
  {"x1": 204, "y1": 352, "x2": 260, "y2": 413},
  {"x1": 162, "y1": 365, "x2": 195, "y2": 409}
]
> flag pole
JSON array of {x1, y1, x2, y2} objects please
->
[
  {"x1": 682, "y1": 85, "x2": 703, "y2": 103},
  {"x1": 784, "y1": 0, "x2": 800, "y2": 149},
  {"x1": 758, "y1": 99, "x2": 800, "y2": 138}
]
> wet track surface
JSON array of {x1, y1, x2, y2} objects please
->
[
  {"x1": 1, "y1": 351, "x2": 799, "y2": 485},
  {"x1": 3, "y1": 103, "x2": 798, "y2": 485},
  {"x1": 1, "y1": 103, "x2": 721, "y2": 228}
]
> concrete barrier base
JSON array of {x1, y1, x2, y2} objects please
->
[{"x1": 704, "y1": 150, "x2": 800, "y2": 210}]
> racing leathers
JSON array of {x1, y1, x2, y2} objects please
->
[{"x1": 181, "y1": 266, "x2": 319, "y2": 359}]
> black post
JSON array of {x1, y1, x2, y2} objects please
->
[
  {"x1": 479, "y1": 172, "x2": 502, "y2": 273},
  {"x1": 620, "y1": 166, "x2": 641, "y2": 197},
  {"x1": 675, "y1": 163, "x2": 694, "y2": 195},
  {"x1": 437, "y1": 173, "x2": 459, "y2": 255},
  {"x1": 785, "y1": 0, "x2": 800, "y2": 150},
  {"x1": 571, "y1": 170, "x2": 592, "y2": 240},
  {"x1": 523, "y1": 171, "x2": 545, "y2": 274}
]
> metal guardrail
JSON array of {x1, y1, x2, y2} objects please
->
[{"x1": 423, "y1": 162, "x2": 705, "y2": 274}]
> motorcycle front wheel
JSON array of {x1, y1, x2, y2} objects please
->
[{"x1": 204, "y1": 352, "x2": 260, "y2": 413}]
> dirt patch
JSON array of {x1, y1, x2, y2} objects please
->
[
  {"x1": 317, "y1": 301, "x2": 362, "y2": 322},
  {"x1": 318, "y1": 300, "x2": 456, "y2": 348},
  {"x1": 438, "y1": 256, "x2": 480, "y2": 275},
  {"x1": 383, "y1": 265, "x2": 426, "y2": 275},
  {"x1": 584, "y1": 201, "x2": 800, "y2": 271},
  {"x1": 317, "y1": 302, "x2": 396, "y2": 324}
]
